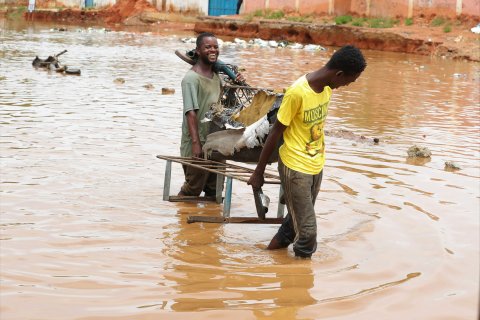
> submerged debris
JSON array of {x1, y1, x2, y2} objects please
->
[
  {"x1": 444, "y1": 161, "x2": 461, "y2": 170},
  {"x1": 180, "y1": 37, "x2": 326, "y2": 52},
  {"x1": 407, "y1": 145, "x2": 432, "y2": 158},
  {"x1": 161, "y1": 87, "x2": 175, "y2": 95},
  {"x1": 324, "y1": 129, "x2": 380, "y2": 145},
  {"x1": 143, "y1": 83, "x2": 154, "y2": 90},
  {"x1": 32, "y1": 49, "x2": 81, "y2": 75}
]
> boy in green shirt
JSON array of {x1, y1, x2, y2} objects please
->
[{"x1": 179, "y1": 32, "x2": 244, "y2": 197}]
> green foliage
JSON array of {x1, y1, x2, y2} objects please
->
[
  {"x1": 286, "y1": 15, "x2": 313, "y2": 23},
  {"x1": 431, "y1": 17, "x2": 446, "y2": 26},
  {"x1": 253, "y1": 9, "x2": 263, "y2": 17},
  {"x1": 405, "y1": 17, "x2": 413, "y2": 26},
  {"x1": 6, "y1": 6, "x2": 26, "y2": 19},
  {"x1": 367, "y1": 17, "x2": 398, "y2": 28},
  {"x1": 443, "y1": 24, "x2": 452, "y2": 33},
  {"x1": 351, "y1": 17, "x2": 367, "y2": 26},
  {"x1": 264, "y1": 9, "x2": 285, "y2": 19},
  {"x1": 243, "y1": 13, "x2": 254, "y2": 22},
  {"x1": 335, "y1": 15, "x2": 353, "y2": 25}
]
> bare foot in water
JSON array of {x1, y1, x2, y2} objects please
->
[{"x1": 267, "y1": 234, "x2": 289, "y2": 250}]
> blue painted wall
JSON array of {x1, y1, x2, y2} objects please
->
[{"x1": 208, "y1": 0, "x2": 238, "y2": 16}]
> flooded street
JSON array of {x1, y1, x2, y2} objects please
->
[{"x1": 1, "y1": 20, "x2": 479, "y2": 320}]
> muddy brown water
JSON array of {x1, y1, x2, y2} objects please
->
[{"x1": 1, "y1": 20, "x2": 479, "y2": 320}]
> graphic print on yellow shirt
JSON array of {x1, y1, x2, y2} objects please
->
[
  {"x1": 277, "y1": 75, "x2": 332, "y2": 175},
  {"x1": 306, "y1": 121, "x2": 325, "y2": 157}
]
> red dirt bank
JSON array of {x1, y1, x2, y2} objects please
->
[
  {"x1": 194, "y1": 16, "x2": 480, "y2": 61},
  {"x1": 19, "y1": 0, "x2": 480, "y2": 62}
]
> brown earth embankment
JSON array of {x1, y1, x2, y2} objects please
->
[
  {"x1": 194, "y1": 17, "x2": 480, "y2": 62},
  {"x1": 8, "y1": 3, "x2": 478, "y2": 62}
]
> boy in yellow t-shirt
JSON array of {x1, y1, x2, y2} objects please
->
[{"x1": 248, "y1": 45, "x2": 367, "y2": 258}]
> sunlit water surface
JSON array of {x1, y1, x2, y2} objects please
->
[{"x1": 1, "y1": 20, "x2": 479, "y2": 320}]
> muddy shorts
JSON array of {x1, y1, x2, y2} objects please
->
[{"x1": 276, "y1": 158, "x2": 323, "y2": 257}]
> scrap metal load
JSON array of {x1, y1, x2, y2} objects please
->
[
  {"x1": 32, "y1": 50, "x2": 81, "y2": 75},
  {"x1": 176, "y1": 49, "x2": 284, "y2": 164},
  {"x1": 203, "y1": 83, "x2": 283, "y2": 163}
]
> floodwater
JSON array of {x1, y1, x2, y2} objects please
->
[{"x1": 1, "y1": 19, "x2": 479, "y2": 320}]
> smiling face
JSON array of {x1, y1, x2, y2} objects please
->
[{"x1": 196, "y1": 36, "x2": 219, "y2": 65}]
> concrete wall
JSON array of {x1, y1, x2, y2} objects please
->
[
  {"x1": 6, "y1": 0, "x2": 209, "y2": 13},
  {"x1": 162, "y1": 0, "x2": 207, "y2": 14},
  {"x1": 244, "y1": 0, "x2": 480, "y2": 18},
  {"x1": 5, "y1": 0, "x2": 478, "y2": 17},
  {"x1": 20, "y1": 0, "x2": 115, "y2": 9}
]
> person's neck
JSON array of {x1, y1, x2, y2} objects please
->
[
  {"x1": 192, "y1": 60, "x2": 215, "y2": 79},
  {"x1": 306, "y1": 67, "x2": 330, "y2": 93}
]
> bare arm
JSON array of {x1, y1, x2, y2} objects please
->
[
  {"x1": 248, "y1": 120, "x2": 286, "y2": 190},
  {"x1": 185, "y1": 110, "x2": 202, "y2": 158}
]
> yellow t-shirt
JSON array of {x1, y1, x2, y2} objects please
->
[{"x1": 277, "y1": 75, "x2": 332, "y2": 174}]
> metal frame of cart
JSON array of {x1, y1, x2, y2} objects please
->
[{"x1": 157, "y1": 155, "x2": 285, "y2": 224}]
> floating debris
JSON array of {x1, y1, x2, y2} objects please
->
[
  {"x1": 287, "y1": 42, "x2": 304, "y2": 49},
  {"x1": 161, "y1": 87, "x2": 175, "y2": 95},
  {"x1": 32, "y1": 50, "x2": 81, "y2": 75},
  {"x1": 114, "y1": 78, "x2": 125, "y2": 84},
  {"x1": 471, "y1": 23, "x2": 480, "y2": 34},
  {"x1": 268, "y1": 40, "x2": 278, "y2": 48},
  {"x1": 143, "y1": 83, "x2": 154, "y2": 90},
  {"x1": 180, "y1": 37, "x2": 196, "y2": 43},
  {"x1": 234, "y1": 38, "x2": 247, "y2": 45},
  {"x1": 181, "y1": 37, "x2": 327, "y2": 52},
  {"x1": 304, "y1": 44, "x2": 326, "y2": 51},
  {"x1": 444, "y1": 161, "x2": 461, "y2": 170},
  {"x1": 407, "y1": 145, "x2": 432, "y2": 158}
]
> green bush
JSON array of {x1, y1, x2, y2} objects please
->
[
  {"x1": 443, "y1": 24, "x2": 452, "y2": 33},
  {"x1": 265, "y1": 10, "x2": 285, "y2": 19},
  {"x1": 431, "y1": 17, "x2": 446, "y2": 26},
  {"x1": 368, "y1": 17, "x2": 397, "y2": 28},
  {"x1": 405, "y1": 17, "x2": 413, "y2": 26},
  {"x1": 335, "y1": 15, "x2": 353, "y2": 25},
  {"x1": 253, "y1": 9, "x2": 264, "y2": 17},
  {"x1": 286, "y1": 15, "x2": 313, "y2": 23},
  {"x1": 7, "y1": 6, "x2": 26, "y2": 19},
  {"x1": 243, "y1": 13, "x2": 254, "y2": 22},
  {"x1": 351, "y1": 17, "x2": 367, "y2": 26}
]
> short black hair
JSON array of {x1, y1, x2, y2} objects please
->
[
  {"x1": 196, "y1": 32, "x2": 216, "y2": 48},
  {"x1": 326, "y1": 45, "x2": 367, "y2": 76}
]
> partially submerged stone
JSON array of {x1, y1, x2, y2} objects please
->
[
  {"x1": 143, "y1": 83, "x2": 154, "y2": 90},
  {"x1": 407, "y1": 145, "x2": 432, "y2": 158},
  {"x1": 161, "y1": 87, "x2": 175, "y2": 95},
  {"x1": 445, "y1": 161, "x2": 461, "y2": 170}
]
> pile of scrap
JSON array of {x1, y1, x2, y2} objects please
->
[{"x1": 202, "y1": 86, "x2": 283, "y2": 163}]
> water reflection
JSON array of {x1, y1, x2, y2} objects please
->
[{"x1": 162, "y1": 207, "x2": 316, "y2": 318}]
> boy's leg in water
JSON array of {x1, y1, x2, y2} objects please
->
[
  {"x1": 179, "y1": 165, "x2": 210, "y2": 196},
  {"x1": 268, "y1": 158, "x2": 323, "y2": 257}
]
